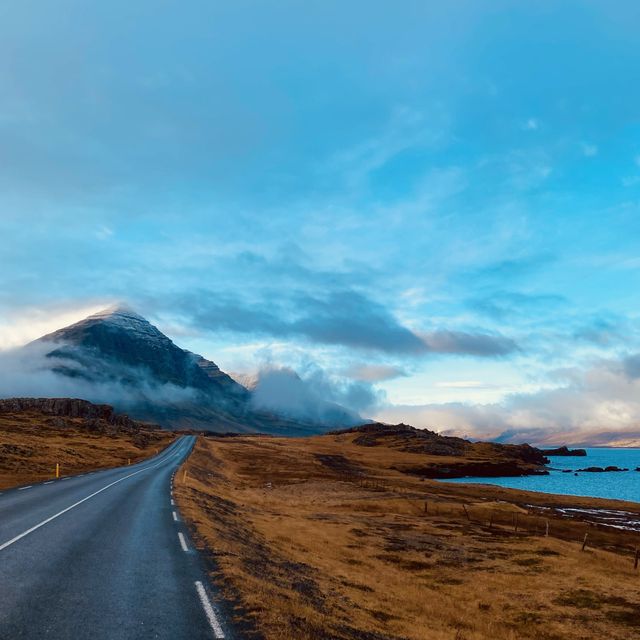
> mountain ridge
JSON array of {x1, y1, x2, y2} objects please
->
[{"x1": 22, "y1": 305, "x2": 356, "y2": 435}]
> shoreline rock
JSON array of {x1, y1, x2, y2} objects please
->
[
  {"x1": 541, "y1": 445, "x2": 587, "y2": 457},
  {"x1": 575, "y1": 466, "x2": 628, "y2": 473}
]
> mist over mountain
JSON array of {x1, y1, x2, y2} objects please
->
[{"x1": 0, "y1": 306, "x2": 361, "y2": 434}]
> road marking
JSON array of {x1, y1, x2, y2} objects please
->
[
  {"x1": 172, "y1": 511, "x2": 178, "y2": 521},
  {"x1": 18, "y1": 486, "x2": 32, "y2": 491},
  {"x1": 178, "y1": 532, "x2": 189, "y2": 552},
  {"x1": 195, "y1": 581, "x2": 225, "y2": 639},
  {"x1": 44, "y1": 481, "x2": 54, "y2": 485},
  {"x1": 61, "y1": 478, "x2": 70, "y2": 481},
  {"x1": 171, "y1": 499, "x2": 175, "y2": 505},
  {"x1": 0, "y1": 444, "x2": 184, "y2": 553}
]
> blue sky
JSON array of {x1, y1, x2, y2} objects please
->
[{"x1": 2, "y1": 1, "x2": 640, "y2": 443}]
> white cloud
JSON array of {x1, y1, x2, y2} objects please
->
[
  {"x1": 434, "y1": 380, "x2": 492, "y2": 389},
  {"x1": 96, "y1": 225, "x2": 114, "y2": 240},
  {"x1": 0, "y1": 303, "x2": 108, "y2": 350},
  {"x1": 346, "y1": 364, "x2": 406, "y2": 382},
  {"x1": 374, "y1": 353, "x2": 640, "y2": 446}
]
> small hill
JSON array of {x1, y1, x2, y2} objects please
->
[
  {"x1": 330, "y1": 422, "x2": 548, "y2": 477},
  {"x1": 0, "y1": 397, "x2": 174, "y2": 488}
]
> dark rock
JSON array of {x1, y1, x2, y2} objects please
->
[
  {"x1": 541, "y1": 445, "x2": 587, "y2": 457},
  {"x1": 0, "y1": 397, "x2": 140, "y2": 429},
  {"x1": 393, "y1": 461, "x2": 549, "y2": 479},
  {"x1": 332, "y1": 422, "x2": 548, "y2": 465},
  {"x1": 576, "y1": 466, "x2": 627, "y2": 473}
]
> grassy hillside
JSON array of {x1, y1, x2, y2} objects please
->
[
  {"x1": 0, "y1": 401, "x2": 175, "y2": 489},
  {"x1": 175, "y1": 429, "x2": 640, "y2": 640}
]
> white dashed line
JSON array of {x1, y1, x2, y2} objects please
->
[
  {"x1": 172, "y1": 511, "x2": 178, "y2": 521},
  {"x1": 44, "y1": 481, "x2": 54, "y2": 485},
  {"x1": 18, "y1": 486, "x2": 32, "y2": 491},
  {"x1": 195, "y1": 581, "x2": 225, "y2": 638},
  {"x1": 178, "y1": 532, "x2": 189, "y2": 552},
  {"x1": 171, "y1": 499, "x2": 175, "y2": 506}
]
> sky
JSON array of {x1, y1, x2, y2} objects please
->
[{"x1": 2, "y1": 1, "x2": 640, "y2": 444}]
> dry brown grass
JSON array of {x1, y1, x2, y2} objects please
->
[
  {"x1": 0, "y1": 409, "x2": 175, "y2": 488},
  {"x1": 175, "y1": 433, "x2": 640, "y2": 640}
]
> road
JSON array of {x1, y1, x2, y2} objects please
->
[{"x1": 0, "y1": 436, "x2": 232, "y2": 640}]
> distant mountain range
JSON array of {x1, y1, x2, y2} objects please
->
[{"x1": 23, "y1": 306, "x2": 359, "y2": 434}]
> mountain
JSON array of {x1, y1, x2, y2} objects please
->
[{"x1": 28, "y1": 305, "x2": 351, "y2": 435}]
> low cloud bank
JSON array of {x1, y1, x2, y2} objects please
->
[
  {"x1": 0, "y1": 341, "x2": 198, "y2": 411},
  {"x1": 376, "y1": 354, "x2": 640, "y2": 447},
  {"x1": 246, "y1": 365, "x2": 380, "y2": 426},
  {"x1": 0, "y1": 342, "x2": 371, "y2": 428}
]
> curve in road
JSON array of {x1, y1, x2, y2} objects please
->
[{"x1": 0, "y1": 436, "x2": 232, "y2": 640}]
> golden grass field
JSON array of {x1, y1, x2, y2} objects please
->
[
  {"x1": 175, "y1": 431, "x2": 640, "y2": 640},
  {"x1": 0, "y1": 408, "x2": 175, "y2": 489}
]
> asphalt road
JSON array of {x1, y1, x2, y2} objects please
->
[{"x1": 0, "y1": 436, "x2": 232, "y2": 640}]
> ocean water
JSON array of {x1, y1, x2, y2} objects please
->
[{"x1": 444, "y1": 448, "x2": 640, "y2": 504}]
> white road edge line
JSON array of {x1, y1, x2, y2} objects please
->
[
  {"x1": 18, "y1": 486, "x2": 32, "y2": 491},
  {"x1": 0, "y1": 444, "x2": 184, "y2": 553},
  {"x1": 195, "y1": 581, "x2": 225, "y2": 639},
  {"x1": 172, "y1": 511, "x2": 178, "y2": 521},
  {"x1": 178, "y1": 532, "x2": 189, "y2": 552},
  {"x1": 44, "y1": 481, "x2": 54, "y2": 485}
]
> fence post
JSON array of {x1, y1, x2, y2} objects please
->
[
  {"x1": 634, "y1": 548, "x2": 639, "y2": 570},
  {"x1": 462, "y1": 504, "x2": 470, "y2": 521},
  {"x1": 582, "y1": 532, "x2": 589, "y2": 552}
]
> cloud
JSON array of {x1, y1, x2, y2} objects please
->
[
  {"x1": 420, "y1": 330, "x2": 517, "y2": 356},
  {"x1": 581, "y1": 143, "x2": 598, "y2": 157},
  {"x1": 621, "y1": 353, "x2": 640, "y2": 379},
  {"x1": 346, "y1": 364, "x2": 407, "y2": 382},
  {"x1": 469, "y1": 290, "x2": 566, "y2": 320},
  {"x1": 96, "y1": 225, "x2": 114, "y2": 240},
  {"x1": 376, "y1": 352, "x2": 640, "y2": 446},
  {"x1": 0, "y1": 341, "x2": 198, "y2": 411},
  {"x1": 434, "y1": 380, "x2": 494, "y2": 389},
  {"x1": 170, "y1": 288, "x2": 517, "y2": 357},
  {"x1": 574, "y1": 315, "x2": 626, "y2": 347},
  {"x1": 249, "y1": 365, "x2": 379, "y2": 425},
  {"x1": 470, "y1": 253, "x2": 556, "y2": 283}
]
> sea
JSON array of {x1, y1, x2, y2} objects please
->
[{"x1": 445, "y1": 448, "x2": 640, "y2": 504}]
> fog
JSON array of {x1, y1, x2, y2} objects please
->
[
  {"x1": 0, "y1": 341, "x2": 198, "y2": 411},
  {"x1": 248, "y1": 366, "x2": 374, "y2": 426}
]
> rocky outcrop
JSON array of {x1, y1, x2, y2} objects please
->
[
  {"x1": 334, "y1": 422, "x2": 548, "y2": 465},
  {"x1": 541, "y1": 446, "x2": 587, "y2": 456},
  {"x1": 576, "y1": 466, "x2": 629, "y2": 473},
  {"x1": 0, "y1": 397, "x2": 142, "y2": 430},
  {"x1": 331, "y1": 422, "x2": 550, "y2": 478}
]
